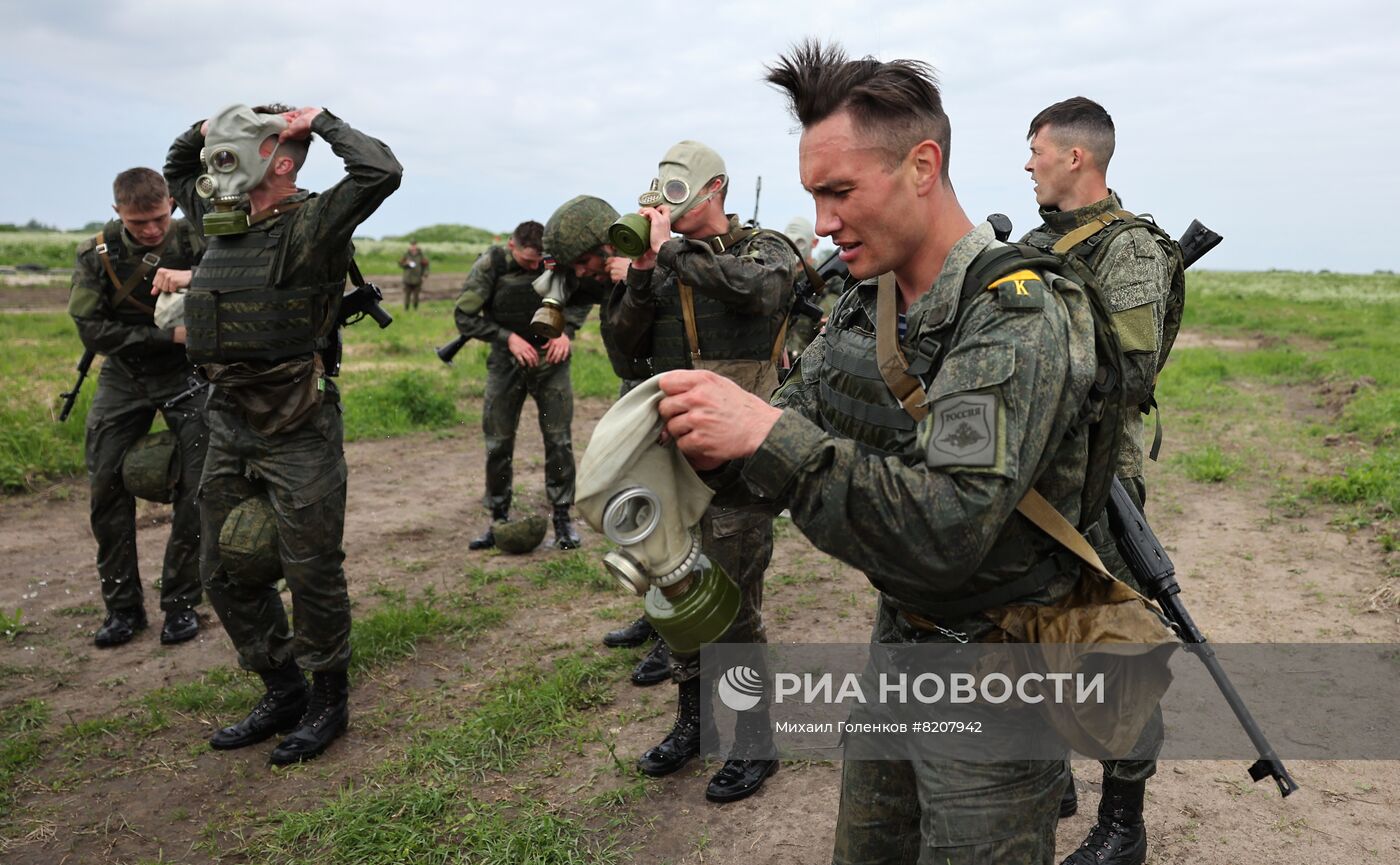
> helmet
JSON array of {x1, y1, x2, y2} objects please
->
[
  {"x1": 494, "y1": 515, "x2": 548, "y2": 554},
  {"x1": 543, "y1": 195, "x2": 619, "y2": 268},
  {"x1": 218, "y1": 494, "x2": 281, "y2": 582},
  {"x1": 121, "y1": 430, "x2": 178, "y2": 503}
]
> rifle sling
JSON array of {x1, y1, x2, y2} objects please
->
[{"x1": 1049, "y1": 209, "x2": 1136, "y2": 256}]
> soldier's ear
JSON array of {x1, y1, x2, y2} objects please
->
[{"x1": 910, "y1": 139, "x2": 942, "y2": 195}]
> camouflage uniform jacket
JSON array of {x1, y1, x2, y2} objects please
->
[
  {"x1": 165, "y1": 110, "x2": 403, "y2": 407},
  {"x1": 1022, "y1": 192, "x2": 1172, "y2": 478},
  {"x1": 454, "y1": 247, "x2": 595, "y2": 348},
  {"x1": 608, "y1": 215, "x2": 796, "y2": 372},
  {"x1": 68, "y1": 218, "x2": 205, "y2": 377},
  {"x1": 739, "y1": 222, "x2": 1097, "y2": 635},
  {"x1": 398, "y1": 248, "x2": 429, "y2": 285}
]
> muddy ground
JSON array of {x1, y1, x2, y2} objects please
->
[{"x1": 0, "y1": 322, "x2": 1396, "y2": 864}]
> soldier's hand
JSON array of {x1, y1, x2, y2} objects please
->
[
  {"x1": 545, "y1": 334, "x2": 572, "y2": 364},
  {"x1": 279, "y1": 107, "x2": 322, "y2": 141},
  {"x1": 171, "y1": 326, "x2": 187, "y2": 345},
  {"x1": 630, "y1": 206, "x2": 672, "y2": 271},
  {"x1": 658, "y1": 370, "x2": 782, "y2": 471},
  {"x1": 507, "y1": 332, "x2": 539, "y2": 367},
  {"x1": 152, "y1": 268, "x2": 192, "y2": 295},
  {"x1": 606, "y1": 255, "x2": 631, "y2": 283}
]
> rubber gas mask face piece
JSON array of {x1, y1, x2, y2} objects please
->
[
  {"x1": 608, "y1": 140, "x2": 728, "y2": 259},
  {"x1": 529, "y1": 265, "x2": 569, "y2": 340},
  {"x1": 576, "y1": 376, "x2": 715, "y2": 593},
  {"x1": 196, "y1": 104, "x2": 289, "y2": 235}
]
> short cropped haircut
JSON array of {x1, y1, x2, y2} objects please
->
[
  {"x1": 252, "y1": 103, "x2": 310, "y2": 171},
  {"x1": 112, "y1": 168, "x2": 169, "y2": 210},
  {"x1": 512, "y1": 220, "x2": 544, "y2": 250},
  {"x1": 1028, "y1": 97, "x2": 1115, "y2": 170},
  {"x1": 765, "y1": 39, "x2": 951, "y2": 176}
]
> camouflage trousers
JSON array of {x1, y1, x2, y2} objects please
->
[
  {"x1": 84, "y1": 363, "x2": 207, "y2": 615},
  {"x1": 199, "y1": 397, "x2": 351, "y2": 674},
  {"x1": 1086, "y1": 474, "x2": 1163, "y2": 784},
  {"x1": 482, "y1": 346, "x2": 576, "y2": 511},
  {"x1": 402, "y1": 282, "x2": 422, "y2": 310},
  {"x1": 832, "y1": 597, "x2": 1066, "y2": 865},
  {"x1": 670, "y1": 504, "x2": 775, "y2": 683}
]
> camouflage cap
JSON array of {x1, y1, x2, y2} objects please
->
[
  {"x1": 121, "y1": 430, "x2": 178, "y2": 504},
  {"x1": 494, "y1": 515, "x2": 548, "y2": 554},
  {"x1": 543, "y1": 195, "x2": 620, "y2": 267},
  {"x1": 218, "y1": 494, "x2": 282, "y2": 583}
]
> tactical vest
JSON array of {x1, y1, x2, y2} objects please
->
[
  {"x1": 185, "y1": 217, "x2": 341, "y2": 365},
  {"x1": 483, "y1": 246, "x2": 549, "y2": 343},
  {"x1": 816, "y1": 244, "x2": 1120, "y2": 619},
  {"x1": 650, "y1": 227, "x2": 794, "y2": 374},
  {"x1": 94, "y1": 219, "x2": 200, "y2": 327},
  {"x1": 1024, "y1": 209, "x2": 1185, "y2": 456}
]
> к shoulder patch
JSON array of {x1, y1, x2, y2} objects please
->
[
  {"x1": 925, "y1": 392, "x2": 999, "y2": 468},
  {"x1": 988, "y1": 268, "x2": 1045, "y2": 310}
]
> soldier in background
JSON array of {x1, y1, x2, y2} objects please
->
[
  {"x1": 782, "y1": 215, "x2": 826, "y2": 360},
  {"x1": 397, "y1": 239, "x2": 429, "y2": 310},
  {"x1": 609, "y1": 140, "x2": 796, "y2": 802},
  {"x1": 1022, "y1": 96, "x2": 1177, "y2": 865},
  {"x1": 456, "y1": 221, "x2": 590, "y2": 551},
  {"x1": 68, "y1": 167, "x2": 206, "y2": 648}
]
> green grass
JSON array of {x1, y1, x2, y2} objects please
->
[
  {"x1": 0, "y1": 608, "x2": 26, "y2": 642},
  {"x1": 0, "y1": 299, "x2": 620, "y2": 491},
  {"x1": 0, "y1": 699, "x2": 50, "y2": 818},
  {"x1": 242, "y1": 651, "x2": 632, "y2": 864},
  {"x1": 0, "y1": 231, "x2": 85, "y2": 269},
  {"x1": 1173, "y1": 445, "x2": 1243, "y2": 483},
  {"x1": 525, "y1": 552, "x2": 616, "y2": 594},
  {"x1": 1156, "y1": 269, "x2": 1399, "y2": 515}
]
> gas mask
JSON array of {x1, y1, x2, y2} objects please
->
[
  {"x1": 196, "y1": 104, "x2": 289, "y2": 236},
  {"x1": 529, "y1": 265, "x2": 570, "y2": 340},
  {"x1": 576, "y1": 375, "x2": 740, "y2": 654},
  {"x1": 609, "y1": 140, "x2": 727, "y2": 259}
]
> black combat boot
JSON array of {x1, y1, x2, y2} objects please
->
[
  {"x1": 706, "y1": 710, "x2": 779, "y2": 803},
  {"x1": 209, "y1": 662, "x2": 309, "y2": 750},
  {"x1": 637, "y1": 677, "x2": 714, "y2": 777},
  {"x1": 602, "y1": 617, "x2": 654, "y2": 648},
  {"x1": 469, "y1": 505, "x2": 509, "y2": 550},
  {"x1": 94, "y1": 607, "x2": 148, "y2": 648},
  {"x1": 553, "y1": 506, "x2": 581, "y2": 550},
  {"x1": 1060, "y1": 778, "x2": 1147, "y2": 865},
  {"x1": 269, "y1": 670, "x2": 349, "y2": 766},
  {"x1": 630, "y1": 639, "x2": 671, "y2": 687},
  {"x1": 1060, "y1": 766, "x2": 1079, "y2": 818},
  {"x1": 160, "y1": 608, "x2": 200, "y2": 645}
]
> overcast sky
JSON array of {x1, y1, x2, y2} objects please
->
[{"x1": 2, "y1": 0, "x2": 1396, "y2": 272}]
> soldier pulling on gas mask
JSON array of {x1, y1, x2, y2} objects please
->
[{"x1": 163, "y1": 101, "x2": 402, "y2": 767}]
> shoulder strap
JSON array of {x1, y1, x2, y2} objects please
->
[
  {"x1": 1050, "y1": 209, "x2": 1134, "y2": 256},
  {"x1": 1016, "y1": 489, "x2": 1112, "y2": 579},
  {"x1": 677, "y1": 279, "x2": 704, "y2": 364},
  {"x1": 874, "y1": 272, "x2": 929, "y2": 422},
  {"x1": 95, "y1": 228, "x2": 161, "y2": 312}
]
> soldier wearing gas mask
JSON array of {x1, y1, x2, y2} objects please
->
[
  {"x1": 454, "y1": 220, "x2": 594, "y2": 552},
  {"x1": 68, "y1": 167, "x2": 207, "y2": 649},
  {"x1": 607, "y1": 141, "x2": 798, "y2": 803},
  {"x1": 534, "y1": 195, "x2": 670, "y2": 685},
  {"x1": 163, "y1": 103, "x2": 402, "y2": 766}
]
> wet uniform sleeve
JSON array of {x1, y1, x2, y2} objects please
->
[
  {"x1": 739, "y1": 289, "x2": 1075, "y2": 596},
  {"x1": 293, "y1": 111, "x2": 404, "y2": 258},
  {"x1": 164, "y1": 122, "x2": 209, "y2": 234},
  {"x1": 1096, "y1": 228, "x2": 1170, "y2": 408},
  {"x1": 67, "y1": 243, "x2": 175, "y2": 357},
  {"x1": 454, "y1": 251, "x2": 510, "y2": 345},
  {"x1": 660, "y1": 232, "x2": 794, "y2": 315}
]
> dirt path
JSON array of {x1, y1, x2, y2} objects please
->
[{"x1": 0, "y1": 380, "x2": 1396, "y2": 863}]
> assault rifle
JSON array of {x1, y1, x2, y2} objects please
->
[
  {"x1": 323, "y1": 267, "x2": 394, "y2": 377},
  {"x1": 58, "y1": 348, "x2": 97, "y2": 422},
  {"x1": 791, "y1": 247, "x2": 850, "y2": 324},
  {"x1": 436, "y1": 334, "x2": 469, "y2": 366},
  {"x1": 162, "y1": 373, "x2": 210, "y2": 411},
  {"x1": 1106, "y1": 476, "x2": 1299, "y2": 797},
  {"x1": 1177, "y1": 219, "x2": 1223, "y2": 270}
]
